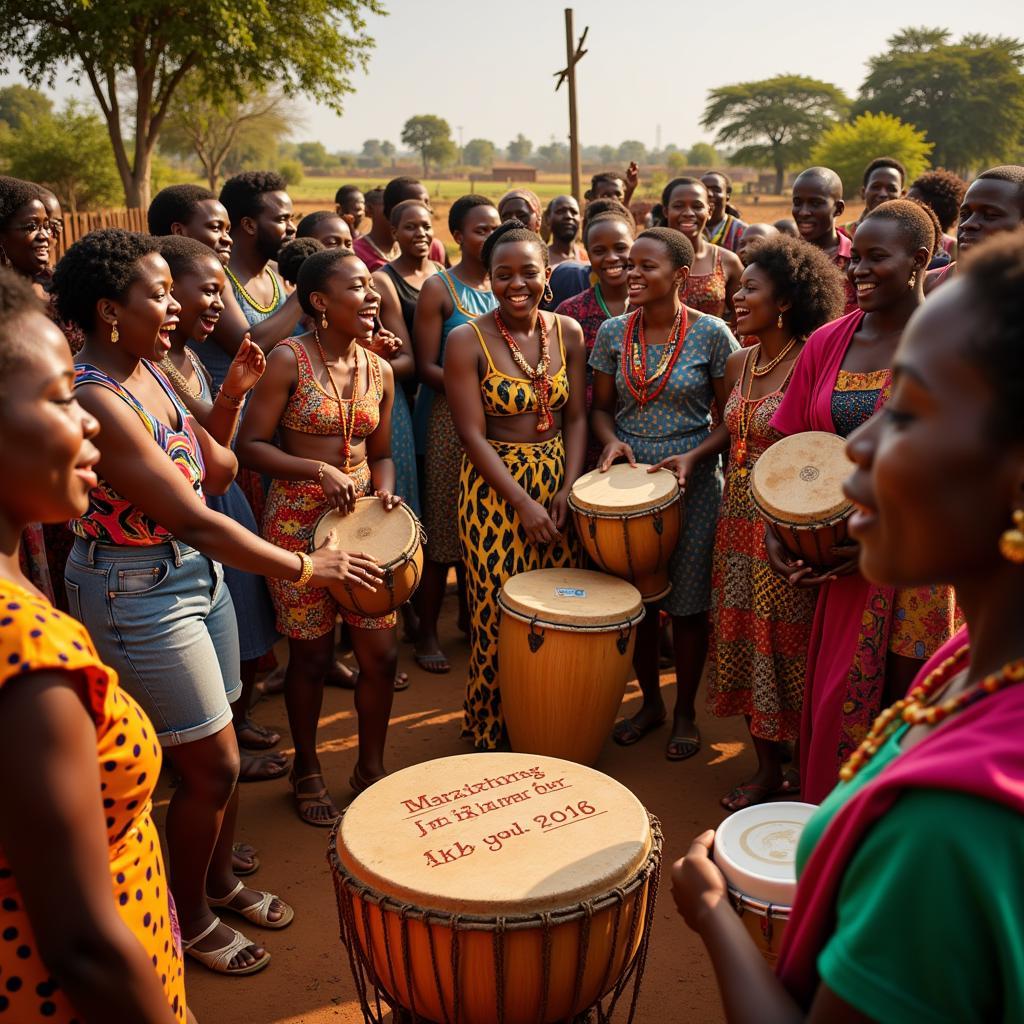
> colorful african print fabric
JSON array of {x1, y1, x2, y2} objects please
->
[
  {"x1": 681, "y1": 249, "x2": 728, "y2": 318},
  {"x1": 705, "y1": 214, "x2": 747, "y2": 253}
]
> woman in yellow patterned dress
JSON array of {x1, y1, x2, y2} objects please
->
[
  {"x1": 0, "y1": 267, "x2": 186, "y2": 1021},
  {"x1": 445, "y1": 221, "x2": 587, "y2": 749}
]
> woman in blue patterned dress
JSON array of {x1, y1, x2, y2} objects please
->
[{"x1": 590, "y1": 228, "x2": 738, "y2": 761}]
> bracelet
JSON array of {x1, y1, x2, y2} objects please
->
[
  {"x1": 294, "y1": 551, "x2": 314, "y2": 588},
  {"x1": 316, "y1": 462, "x2": 326, "y2": 485},
  {"x1": 216, "y1": 389, "x2": 244, "y2": 408}
]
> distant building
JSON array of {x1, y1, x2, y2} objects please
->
[{"x1": 492, "y1": 163, "x2": 538, "y2": 182}]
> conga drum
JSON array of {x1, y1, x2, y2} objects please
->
[
  {"x1": 329, "y1": 753, "x2": 661, "y2": 1024},
  {"x1": 713, "y1": 801, "x2": 817, "y2": 963},
  {"x1": 750, "y1": 431, "x2": 854, "y2": 569},
  {"x1": 312, "y1": 497, "x2": 424, "y2": 617},
  {"x1": 568, "y1": 464, "x2": 682, "y2": 602},
  {"x1": 497, "y1": 569, "x2": 645, "y2": 766}
]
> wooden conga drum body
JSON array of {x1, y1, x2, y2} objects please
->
[
  {"x1": 713, "y1": 801, "x2": 816, "y2": 964},
  {"x1": 313, "y1": 497, "x2": 424, "y2": 617},
  {"x1": 569, "y1": 464, "x2": 682, "y2": 602},
  {"x1": 328, "y1": 753, "x2": 661, "y2": 1024},
  {"x1": 750, "y1": 432, "x2": 854, "y2": 570},
  {"x1": 498, "y1": 569, "x2": 645, "y2": 765}
]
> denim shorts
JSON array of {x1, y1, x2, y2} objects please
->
[{"x1": 65, "y1": 536, "x2": 241, "y2": 746}]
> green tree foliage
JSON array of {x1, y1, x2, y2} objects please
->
[
  {"x1": 0, "y1": 0, "x2": 383, "y2": 209},
  {"x1": 687, "y1": 142, "x2": 718, "y2": 167},
  {"x1": 811, "y1": 112, "x2": 933, "y2": 198},
  {"x1": 463, "y1": 138, "x2": 496, "y2": 168},
  {"x1": 537, "y1": 141, "x2": 569, "y2": 170},
  {"x1": 162, "y1": 82, "x2": 295, "y2": 192},
  {"x1": 507, "y1": 134, "x2": 533, "y2": 162},
  {"x1": 0, "y1": 84, "x2": 52, "y2": 131},
  {"x1": 701, "y1": 75, "x2": 850, "y2": 192},
  {"x1": 297, "y1": 141, "x2": 331, "y2": 170},
  {"x1": 277, "y1": 159, "x2": 305, "y2": 187},
  {"x1": 666, "y1": 151, "x2": 688, "y2": 174},
  {"x1": 8, "y1": 101, "x2": 121, "y2": 214},
  {"x1": 401, "y1": 115, "x2": 454, "y2": 176},
  {"x1": 856, "y1": 28, "x2": 1024, "y2": 173},
  {"x1": 617, "y1": 140, "x2": 647, "y2": 164}
]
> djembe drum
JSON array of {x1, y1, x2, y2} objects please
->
[
  {"x1": 328, "y1": 752, "x2": 662, "y2": 1024},
  {"x1": 713, "y1": 801, "x2": 817, "y2": 963},
  {"x1": 568, "y1": 464, "x2": 682, "y2": 602},
  {"x1": 750, "y1": 431, "x2": 854, "y2": 569},
  {"x1": 497, "y1": 568, "x2": 645, "y2": 765},
  {"x1": 313, "y1": 497, "x2": 424, "y2": 617}
]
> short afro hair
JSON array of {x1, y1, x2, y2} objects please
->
[
  {"x1": 908, "y1": 170, "x2": 967, "y2": 232},
  {"x1": 975, "y1": 165, "x2": 1024, "y2": 215},
  {"x1": 660, "y1": 177, "x2": 707, "y2": 210},
  {"x1": 0, "y1": 176, "x2": 45, "y2": 230},
  {"x1": 383, "y1": 176, "x2": 427, "y2": 217},
  {"x1": 583, "y1": 210, "x2": 635, "y2": 246},
  {"x1": 334, "y1": 183, "x2": 364, "y2": 208},
  {"x1": 743, "y1": 235, "x2": 847, "y2": 340},
  {"x1": 296, "y1": 210, "x2": 342, "y2": 238},
  {"x1": 157, "y1": 235, "x2": 222, "y2": 279},
  {"x1": 389, "y1": 198, "x2": 431, "y2": 229},
  {"x1": 862, "y1": 157, "x2": 907, "y2": 189},
  {"x1": 585, "y1": 172, "x2": 626, "y2": 199},
  {"x1": 147, "y1": 184, "x2": 217, "y2": 235},
  {"x1": 296, "y1": 248, "x2": 360, "y2": 317},
  {"x1": 636, "y1": 227, "x2": 694, "y2": 270},
  {"x1": 0, "y1": 265, "x2": 46, "y2": 388},
  {"x1": 53, "y1": 229, "x2": 161, "y2": 331},
  {"x1": 448, "y1": 194, "x2": 495, "y2": 235},
  {"x1": 278, "y1": 237, "x2": 325, "y2": 286},
  {"x1": 861, "y1": 198, "x2": 937, "y2": 259},
  {"x1": 218, "y1": 171, "x2": 288, "y2": 226},
  {"x1": 480, "y1": 219, "x2": 548, "y2": 271}
]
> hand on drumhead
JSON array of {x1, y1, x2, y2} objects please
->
[
  {"x1": 310, "y1": 531, "x2": 383, "y2": 591},
  {"x1": 671, "y1": 831, "x2": 729, "y2": 933},
  {"x1": 651, "y1": 452, "x2": 695, "y2": 489},
  {"x1": 318, "y1": 464, "x2": 358, "y2": 514},
  {"x1": 377, "y1": 489, "x2": 403, "y2": 511},
  {"x1": 517, "y1": 496, "x2": 561, "y2": 546},
  {"x1": 598, "y1": 439, "x2": 636, "y2": 472}
]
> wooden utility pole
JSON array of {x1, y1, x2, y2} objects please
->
[{"x1": 554, "y1": 9, "x2": 587, "y2": 203}]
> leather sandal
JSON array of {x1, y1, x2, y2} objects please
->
[
  {"x1": 290, "y1": 771, "x2": 341, "y2": 828},
  {"x1": 208, "y1": 880, "x2": 294, "y2": 930},
  {"x1": 182, "y1": 917, "x2": 271, "y2": 976}
]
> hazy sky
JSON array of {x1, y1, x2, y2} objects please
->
[{"x1": 4, "y1": 0, "x2": 1020, "y2": 154}]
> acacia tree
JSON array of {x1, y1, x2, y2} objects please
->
[
  {"x1": 701, "y1": 75, "x2": 850, "y2": 193},
  {"x1": 161, "y1": 83, "x2": 295, "y2": 192},
  {"x1": 0, "y1": 0, "x2": 383, "y2": 209},
  {"x1": 401, "y1": 115, "x2": 454, "y2": 176},
  {"x1": 856, "y1": 28, "x2": 1024, "y2": 173}
]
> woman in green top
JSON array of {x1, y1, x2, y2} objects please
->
[{"x1": 671, "y1": 232, "x2": 1024, "y2": 1022}]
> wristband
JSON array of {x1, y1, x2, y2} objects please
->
[
  {"x1": 316, "y1": 462, "x2": 326, "y2": 485},
  {"x1": 294, "y1": 551, "x2": 314, "y2": 588},
  {"x1": 217, "y1": 389, "x2": 244, "y2": 408}
]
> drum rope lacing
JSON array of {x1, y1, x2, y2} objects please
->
[{"x1": 328, "y1": 816, "x2": 663, "y2": 1024}]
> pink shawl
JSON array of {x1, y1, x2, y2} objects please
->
[{"x1": 777, "y1": 629, "x2": 1024, "y2": 1007}]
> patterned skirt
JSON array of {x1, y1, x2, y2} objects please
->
[
  {"x1": 457, "y1": 436, "x2": 577, "y2": 750},
  {"x1": 423, "y1": 395, "x2": 464, "y2": 563},
  {"x1": 391, "y1": 387, "x2": 421, "y2": 518}
]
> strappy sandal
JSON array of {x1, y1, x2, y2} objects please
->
[
  {"x1": 232, "y1": 842, "x2": 259, "y2": 877},
  {"x1": 235, "y1": 718, "x2": 281, "y2": 751},
  {"x1": 350, "y1": 763, "x2": 385, "y2": 796},
  {"x1": 290, "y1": 771, "x2": 341, "y2": 828},
  {"x1": 182, "y1": 917, "x2": 271, "y2": 976},
  {"x1": 612, "y1": 713, "x2": 667, "y2": 747},
  {"x1": 208, "y1": 880, "x2": 294, "y2": 930},
  {"x1": 414, "y1": 652, "x2": 450, "y2": 674}
]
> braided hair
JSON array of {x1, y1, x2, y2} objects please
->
[{"x1": 277, "y1": 237, "x2": 325, "y2": 286}]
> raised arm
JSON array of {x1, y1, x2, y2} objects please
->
[{"x1": 209, "y1": 284, "x2": 302, "y2": 359}]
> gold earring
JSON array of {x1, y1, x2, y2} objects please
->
[
  {"x1": 909, "y1": 270, "x2": 918, "y2": 288},
  {"x1": 321, "y1": 312, "x2": 328, "y2": 329},
  {"x1": 777, "y1": 312, "x2": 784, "y2": 329},
  {"x1": 999, "y1": 509, "x2": 1024, "y2": 563},
  {"x1": 110, "y1": 320, "x2": 119, "y2": 345}
]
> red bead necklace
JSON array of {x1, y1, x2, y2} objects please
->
[
  {"x1": 493, "y1": 310, "x2": 554, "y2": 432},
  {"x1": 619, "y1": 307, "x2": 687, "y2": 407}
]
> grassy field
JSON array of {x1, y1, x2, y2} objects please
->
[{"x1": 293, "y1": 173, "x2": 584, "y2": 205}]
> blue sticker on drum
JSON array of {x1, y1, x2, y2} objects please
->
[{"x1": 555, "y1": 587, "x2": 586, "y2": 598}]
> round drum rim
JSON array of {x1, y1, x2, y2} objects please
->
[
  {"x1": 727, "y1": 886, "x2": 792, "y2": 923},
  {"x1": 311, "y1": 500, "x2": 425, "y2": 572},
  {"x1": 749, "y1": 489, "x2": 852, "y2": 532},
  {"x1": 497, "y1": 592, "x2": 646, "y2": 634},
  {"x1": 568, "y1": 489, "x2": 680, "y2": 521},
  {"x1": 328, "y1": 812, "x2": 662, "y2": 930}
]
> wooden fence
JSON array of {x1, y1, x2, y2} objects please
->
[{"x1": 53, "y1": 208, "x2": 147, "y2": 260}]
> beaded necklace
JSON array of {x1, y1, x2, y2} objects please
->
[
  {"x1": 225, "y1": 264, "x2": 280, "y2": 316},
  {"x1": 733, "y1": 342, "x2": 799, "y2": 474},
  {"x1": 594, "y1": 283, "x2": 627, "y2": 319},
  {"x1": 619, "y1": 307, "x2": 687, "y2": 407},
  {"x1": 750, "y1": 335, "x2": 797, "y2": 377},
  {"x1": 839, "y1": 643, "x2": 1024, "y2": 782},
  {"x1": 493, "y1": 310, "x2": 554, "y2": 432},
  {"x1": 313, "y1": 329, "x2": 362, "y2": 472}
]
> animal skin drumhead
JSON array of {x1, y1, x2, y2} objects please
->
[
  {"x1": 338, "y1": 753, "x2": 651, "y2": 916},
  {"x1": 750, "y1": 432, "x2": 853, "y2": 525},
  {"x1": 499, "y1": 568, "x2": 643, "y2": 629},
  {"x1": 313, "y1": 497, "x2": 419, "y2": 567},
  {"x1": 570, "y1": 464, "x2": 679, "y2": 514}
]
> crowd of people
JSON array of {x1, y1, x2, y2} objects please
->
[{"x1": 0, "y1": 147, "x2": 1022, "y2": 1022}]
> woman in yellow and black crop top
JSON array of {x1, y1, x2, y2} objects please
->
[{"x1": 445, "y1": 221, "x2": 588, "y2": 750}]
